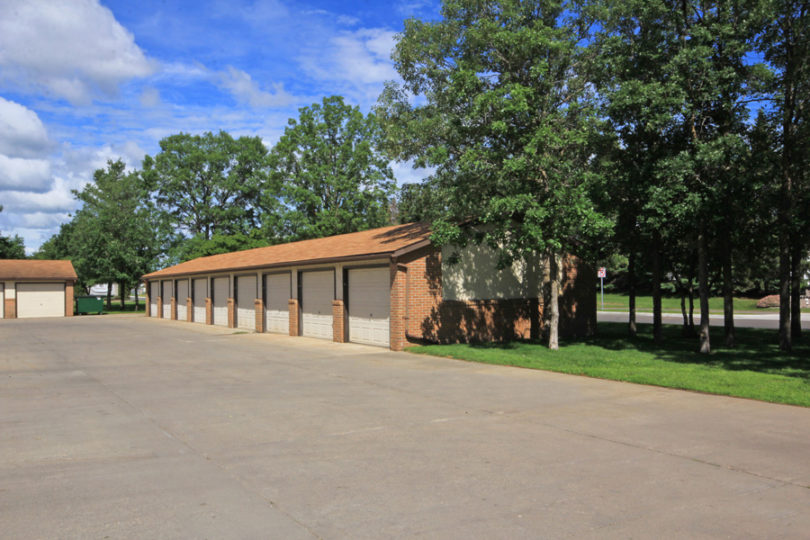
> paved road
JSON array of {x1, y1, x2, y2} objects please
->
[
  {"x1": 2, "y1": 316, "x2": 809, "y2": 539},
  {"x1": 599, "y1": 310, "x2": 810, "y2": 330}
]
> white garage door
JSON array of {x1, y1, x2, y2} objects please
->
[
  {"x1": 0, "y1": 283, "x2": 4, "y2": 318},
  {"x1": 176, "y1": 279, "x2": 189, "y2": 322},
  {"x1": 192, "y1": 278, "x2": 207, "y2": 323},
  {"x1": 17, "y1": 282, "x2": 65, "y2": 319},
  {"x1": 161, "y1": 281, "x2": 172, "y2": 319},
  {"x1": 150, "y1": 281, "x2": 159, "y2": 317},
  {"x1": 212, "y1": 277, "x2": 229, "y2": 326},
  {"x1": 265, "y1": 273, "x2": 290, "y2": 334},
  {"x1": 348, "y1": 267, "x2": 390, "y2": 347},
  {"x1": 236, "y1": 275, "x2": 256, "y2": 330},
  {"x1": 301, "y1": 270, "x2": 333, "y2": 339}
]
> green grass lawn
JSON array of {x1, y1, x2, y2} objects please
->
[
  {"x1": 408, "y1": 322, "x2": 810, "y2": 407},
  {"x1": 596, "y1": 293, "x2": 810, "y2": 313}
]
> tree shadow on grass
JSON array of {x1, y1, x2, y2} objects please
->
[
  {"x1": 461, "y1": 322, "x2": 810, "y2": 381},
  {"x1": 582, "y1": 322, "x2": 810, "y2": 380}
]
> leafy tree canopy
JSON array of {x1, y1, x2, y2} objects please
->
[{"x1": 270, "y1": 95, "x2": 397, "y2": 240}]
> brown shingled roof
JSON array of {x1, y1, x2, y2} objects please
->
[
  {"x1": 143, "y1": 222, "x2": 432, "y2": 280},
  {"x1": 0, "y1": 259, "x2": 78, "y2": 281}
]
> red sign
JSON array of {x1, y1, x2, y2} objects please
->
[{"x1": 597, "y1": 267, "x2": 606, "y2": 278}]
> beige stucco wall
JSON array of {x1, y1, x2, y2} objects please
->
[{"x1": 441, "y1": 244, "x2": 545, "y2": 301}]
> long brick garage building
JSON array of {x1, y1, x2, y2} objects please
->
[{"x1": 142, "y1": 223, "x2": 595, "y2": 350}]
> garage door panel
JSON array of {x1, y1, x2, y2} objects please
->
[
  {"x1": 176, "y1": 280, "x2": 189, "y2": 322},
  {"x1": 1, "y1": 283, "x2": 4, "y2": 318},
  {"x1": 161, "y1": 281, "x2": 172, "y2": 319},
  {"x1": 192, "y1": 278, "x2": 207, "y2": 323},
  {"x1": 212, "y1": 277, "x2": 228, "y2": 326},
  {"x1": 18, "y1": 282, "x2": 65, "y2": 319},
  {"x1": 236, "y1": 275, "x2": 256, "y2": 330},
  {"x1": 150, "y1": 282, "x2": 158, "y2": 317},
  {"x1": 265, "y1": 273, "x2": 290, "y2": 334},
  {"x1": 348, "y1": 267, "x2": 390, "y2": 347},
  {"x1": 301, "y1": 271, "x2": 333, "y2": 339}
]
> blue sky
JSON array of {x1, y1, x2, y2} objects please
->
[{"x1": 0, "y1": 0, "x2": 439, "y2": 253}]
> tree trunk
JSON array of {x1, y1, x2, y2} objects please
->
[
  {"x1": 680, "y1": 288, "x2": 690, "y2": 336},
  {"x1": 106, "y1": 282, "x2": 112, "y2": 310},
  {"x1": 791, "y1": 244, "x2": 802, "y2": 342},
  {"x1": 628, "y1": 250, "x2": 637, "y2": 337},
  {"x1": 688, "y1": 280, "x2": 695, "y2": 334},
  {"x1": 698, "y1": 230, "x2": 711, "y2": 354},
  {"x1": 548, "y1": 252, "x2": 560, "y2": 351},
  {"x1": 779, "y1": 241, "x2": 792, "y2": 351},
  {"x1": 135, "y1": 283, "x2": 140, "y2": 310},
  {"x1": 722, "y1": 241, "x2": 735, "y2": 347},
  {"x1": 119, "y1": 281, "x2": 126, "y2": 309},
  {"x1": 652, "y1": 245, "x2": 663, "y2": 344}
]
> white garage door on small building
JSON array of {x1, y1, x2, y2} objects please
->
[
  {"x1": 348, "y1": 267, "x2": 390, "y2": 347},
  {"x1": 176, "y1": 279, "x2": 189, "y2": 321},
  {"x1": 300, "y1": 270, "x2": 333, "y2": 339},
  {"x1": 236, "y1": 275, "x2": 256, "y2": 330},
  {"x1": 17, "y1": 282, "x2": 65, "y2": 319},
  {"x1": 212, "y1": 277, "x2": 229, "y2": 326},
  {"x1": 161, "y1": 281, "x2": 172, "y2": 319},
  {"x1": 150, "y1": 282, "x2": 159, "y2": 317},
  {"x1": 192, "y1": 277, "x2": 207, "y2": 323},
  {"x1": 0, "y1": 283, "x2": 4, "y2": 318},
  {"x1": 264, "y1": 273, "x2": 290, "y2": 334}
]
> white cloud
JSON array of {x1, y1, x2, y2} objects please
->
[
  {"x1": 0, "y1": 155, "x2": 52, "y2": 192},
  {"x1": 0, "y1": 0, "x2": 153, "y2": 104},
  {"x1": 218, "y1": 66, "x2": 296, "y2": 108},
  {"x1": 0, "y1": 97, "x2": 52, "y2": 158},
  {"x1": 301, "y1": 28, "x2": 398, "y2": 85},
  {"x1": 337, "y1": 15, "x2": 360, "y2": 26},
  {"x1": 139, "y1": 87, "x2": 162, "y2": 108}
]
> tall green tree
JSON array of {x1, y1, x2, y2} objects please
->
[
  {"x1": 757, "y1": 0, "x2": 810, "y2": 349},
  {"x1": 593, "y1": 0, "x2": 761, "y2": 352},
  {"x1": 378, "y1": 0, "x2": 611, "y2": 349},
  {"x1": 142, "y1": 131, "x2": 271, "y2": 242},
  {"x1": 269, "y1": 96, "x2": 396, "y2": 240},
  {"x1": 70, "y1": 160, "x2": 168, "y2": 308}
]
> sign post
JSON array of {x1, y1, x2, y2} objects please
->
[{"x1": 597, "y1": 267, "x2": 607, "y2": 310}]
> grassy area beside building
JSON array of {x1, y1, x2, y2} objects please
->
[{"x1": 408, "y1": 322, "x2": 810, "y2": 407}]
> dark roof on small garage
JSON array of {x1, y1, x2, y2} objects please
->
[
  {"x1": 143, "y1": 222, "x2": 432, "y2": 280},
  {"x1": 0, "y1": 259, "x2": 78, "y2": 281}
]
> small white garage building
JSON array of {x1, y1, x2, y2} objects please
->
[
  {"x1": 0, "y1": 260, "x2": 78, "y2": 319},
  {"x1": 142, "y1": 223, "x2": 596, "y2": 351}
]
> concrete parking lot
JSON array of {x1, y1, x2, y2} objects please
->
[{"x1": 2, "y1": 315, "x2": 809, "y2": 539}]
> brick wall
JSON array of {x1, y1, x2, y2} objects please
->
[
  {"x1": 205, "y1": 298, "x2": 213, "y2": 325},
  {"x1": 396, "y1": 246, "x2": 593, "y2": 346},
  {"x1": 65, "y1": 283, "x2": 74, "y2": 317},
  {"x1": 227, "y1": 298, "x2": 235, "y2": 328},
  {"x1": 187, "y1": 298, "x2": 193, "y2": 322},
  {"x1": 157, "y1": 297, "x2": 163, "y2": 318},
  {"x1": 332, "y1": 299, "x2": 345, "y2": 342},
  {"x1": 4, "y1": 298, "x2": 15, "y2": 319},
  {"x1": 145, "y1": 283, "x2": 151, "y2": 317},
  {"x1": 288, "y1": 299, "x2": 299, "y2": 336},
  {"x1": 170, "y1": 297, "x2": 177, "y2": 320},
  {"x1": 255, "y1": 298, "x2": 264, "y2": 333}
]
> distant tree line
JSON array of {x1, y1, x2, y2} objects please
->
[{"x1": 33, "y1": 96, "x2": 397, "y2": 306}]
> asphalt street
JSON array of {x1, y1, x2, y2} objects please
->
[
  {"x1": 2, "y1": 315, "x2": 809, "y2": 538},
  {"x1": 598, "y1": 310, "x2": 810, "y2": 329}
]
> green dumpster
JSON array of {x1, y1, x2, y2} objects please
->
[{"x1": 76, "y1": 296, "x2": 104, "y2": 315}]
